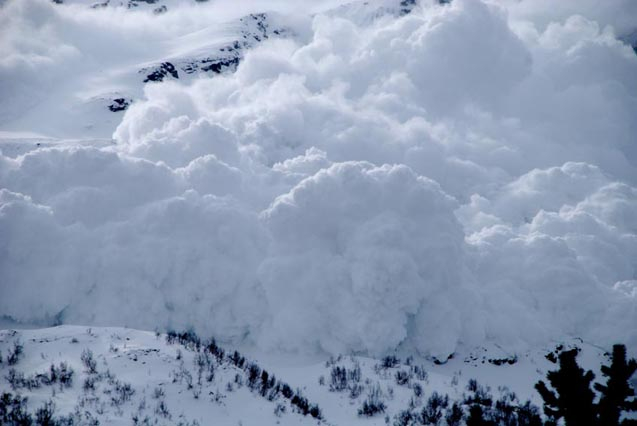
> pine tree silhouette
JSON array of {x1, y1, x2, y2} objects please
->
[
  {"x1": 535, "y1": 348, "x2": 597, "y2": 426},
  {"x1": 466, "y1": 404, "x2": 489, "y2": 426},
  {"x1": 595, "y1": 344, "x2": 637, "y2": 425}
]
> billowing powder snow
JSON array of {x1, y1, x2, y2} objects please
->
[{"x1": 1, "y1": 0, "x2": 636, "y2": 360}]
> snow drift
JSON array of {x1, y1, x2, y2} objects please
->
[{"x1": 1, "y1": 0, "x2": 636, "y2": 359}]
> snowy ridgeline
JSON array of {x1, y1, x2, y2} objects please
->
[{"x1": 0, "y1": 326, "x2": 627, "y2": 426}]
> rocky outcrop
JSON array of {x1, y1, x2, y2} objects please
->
[{"x1": 140, "y1": 13, "x2": 290, "y2": 83}]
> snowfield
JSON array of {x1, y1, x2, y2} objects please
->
[
  {"x1": 1, "y1": 0, "x2": 637, "y2": 422},
  {"x1": 0, "y1": 326, "x2": 617, "y2": 425}
]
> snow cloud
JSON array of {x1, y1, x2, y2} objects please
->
[{"x1": 1, "y1": 0, "x2": 636, "y2": 359}]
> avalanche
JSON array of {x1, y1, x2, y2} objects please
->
[{"x1": 1, "y1": 0, "x2": 636, "y2": 362}]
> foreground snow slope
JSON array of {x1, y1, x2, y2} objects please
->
[
  {"x1": 0, "y1": 326, "x2": 619, "y2": 425},
  {"x1": 1, "y1": 326, "x2": 323, "y2": 425},
  {"x1": 1, "y1": 0, "x2": 637, "y2": 362}
]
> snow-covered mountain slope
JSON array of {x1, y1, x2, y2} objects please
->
[
  {"x1": 0, "y1": 326, "x2": 622, "y2": 425},
  {"x1": 0, "y1": 327, "x2": 325, "y2": 425},
  {"x1": 0, "y1": 0, "x2": 421, "y2": 139},
  {"x1": 0, "y1": 1, "x2": 301, "y2": 139},
  {"x1": 1, "y1": 0, "x2": 637, "y2": 389}
]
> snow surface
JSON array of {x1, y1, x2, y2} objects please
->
[
  {"x1": 1, "y1": 0, "x2": 637, "y2": 361},
  {"x1": 0, "y1": 325, "x2": 614, "y2": 425}
]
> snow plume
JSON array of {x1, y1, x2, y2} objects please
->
[
  {"x1": 1, "y1": 0, "x2": 637, "y2": 359},
  {"x1": 258, "y1": 162, "x2": 470, "y2": 358}
]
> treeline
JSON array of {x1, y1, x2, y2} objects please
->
[
  {"x1": 3, "y1": 330, "x2": 635, "y2": 426},
  {"x1": 393, "y1": 343, "x2": 637, "y2": 425},
  {"x1": 165, "y1": 330, "x2": 323, "y2": 419}
]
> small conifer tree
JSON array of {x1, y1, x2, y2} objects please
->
[
  {"x1": 595, "y1": 344, "x2": 637, "y2": 426},
  {"x1": 535, "y1": 348, "x2": 596, "y2": 426}
]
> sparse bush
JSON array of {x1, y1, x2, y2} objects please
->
[
  {"x1": 308, "y1": 404, "x2": 321, "y2": 419},
  {"x1": 83, "y1": 375, "x2": 97, "y2": 392},
  {"x1": 247, "y1": 363, "x2": 261, "y2": 390},
  {"x1": 330, "y1": 366, "x2": 348, "y2": 392},
  {"x1": 35, "y1": 400, "x2": 56, "y2": 425},
  {"x1": 228, "y1": 351, "x2": 245, "y2": 368},
  {"x1": 192, "y1": 385, "x2": 201, "y2": 399},
  {"x1": 358, "y1": 384, "x2": 386, "y2": 417},
  {"x1": 420, "y1": 391, "x2": 448, "y2": 425},
  {"x1": 381, "y1": 355, "x2": 400, "y2": 369},
  {"x1": 394, "y1": 409, "x2": 414, "y2": 426},
  {"x1": 274, "y1": 403, "x2": 286, "y2": 417},
  {"x1": 413, "y1": 383, "x2": 423, "y2": 398},
  {"x1": 206, "y1": 339, "x2": 224, "y2": 362},
  {"x1": 5, "y1": 369, "x2": 24, "y2": 390},
  {"x1": 111, "y1": 380, "x2": 135, "y2": 406},
  {"x1": 260, "y1": 370, "x2": 276, "y2": 397},
  {"x1": 516, "y1": 400, "x2": 543, "y2": 426},
  {"x1": 7, "y1": 341, "x2": 23, "y2": 366},
  {"x1": 81, "y1": 349, "x2": 97, "y2": 374},
  {"x1": 281, "y1": 383, "x2": 293, "y2": 399},
  {"x1": 493, "y1": 389, "x2": 516, "y2": 425},
  {"x1": 194, "y1": 351, "x2": 211, "y2": 385},
  {"x1": 155, "y1": 400, "x2": 171, "y2": 419},
  {"x1": 57, "y1": 362, "x2": 74, "y2": 388},
  {"x1": 287, "y1": 390, "x2": 321, "y2": 419},
  {"x1": 349, "y1": 383, "x2": 364, "y2": 399},
  {"x1": 171, "y1": 363, "x2": 193, "y2": 389},
  {"x1": 466, "y1": 404, "x2": 490, "y2": 426},
  {"x1": 152, "y1": 386, "x2": 165, "y2": 399},
  {"x1": 395, "y1": 370, "x2": 411, "y2": 386},
  {"x1": 465, "y1": 379, "x2": 492, "y2": 407},
  {"x1": 267, "y1": 383, "x2": 281, "y2": 401},
  {"x1": 349, "y1": 364, "x2": 362, "y2": 383},
  {"x1": 412, "y1": 365, "x2": 428, "y2": 382},
  {"x1": 290, "y1": 393, "x2": 308, "y2": 415},
  {"x1": 451, "y1": 373, "x2": 459, "y2": 387},
  {"x1": 166, "y1": 330, "x2": 201, "y2": 351},
  {"x1": 132, "y1": 413, "x2": 152, "y2": 426},
  {"x1": 446, "y1": 402, "x2": 465, "y2": 426},
  {"x1": 0, "y1": 392, "x2": 32, "y2": 425},
  {"x1": 325, "y1": 355, "x2": 342, "y2": 368}
]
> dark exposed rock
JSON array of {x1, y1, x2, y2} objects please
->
[
  {"x1": 488, "y1": 355, "x2": 518, "y2": 366},
  {"x1": 128, "y1": 0, "x2": 158, "y2": 7},
  {"x1": 143, "y1": 62, "x2": 179, "y2": 82},
  {"x1": 108, "y1": 98, "x2": 131, "y2": 112},
  {"x1": 140, "y1": 12, "x2": 290, "y2": 83},
  {"x1": 399, "y1": 0, "x2": 417, "y2": 16},
  {"x1": 433, "y1": 353, "x2": 454, "y2": 365},
  {"x1": 182, "y1": 56, "x2": 240, "y2": 75}
]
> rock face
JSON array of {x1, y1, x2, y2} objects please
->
[
  {"x1": 139, "y1": 13, "x2": 291, "y2": 83},
  {"x1": 142, "y1": 62, "x2": 180, "y2": 83},
  {"x1": 399, "y1": 0, "x2": 417, "y2": 15},
  {"x1": 108, "y1": 98, "x2": 131, "y2": 112}
]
